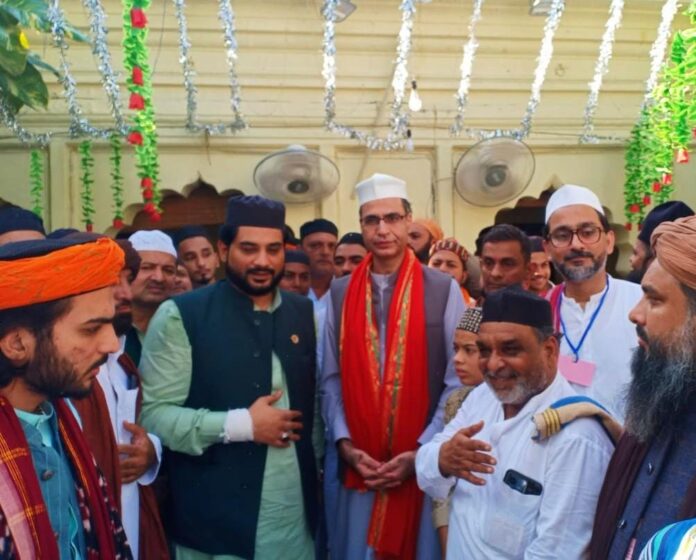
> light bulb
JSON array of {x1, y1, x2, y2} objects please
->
[
  {"x1": 406, "y1": 129, "x2": 414, "y2": 152},
  {"x1": 408, "y1": 80, "x2": 422, "y2": 112}
]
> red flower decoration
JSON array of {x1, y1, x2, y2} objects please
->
[
  {"x1": 113, "y1": 218, "x2": 124, "y2": 229},
  {"x1": 142, "y1": 187, "x2": 153, "y2": 200},
  {"x1": 130, "y1": 8, "x2": 147, "y2": 28},
  {"x1": 149, "y1": 212, "x2": 162, "y2": 223},
  {"x1": 625, "y1": 222, "x2": 632, "y2": 231},
  {"x1": 661, "y1": 172, "x2": 672, "y2": 186},
  {"x1": 643, "y1": 195, "x2": 651, "y2": 206},
  {"x1": 140, "y1": 177, "x2": 153, "y2": 189},
  {"x1": 652, "y1": 181, "x2": 662, "y2": 193},
  {"x1": 629, "y1": 204, "x2": 640, "y2": 214},
  {"x1": 132, "y1": 66, "x2": 144, "y2": 86},
  {"x1": 676, "y1": 148, "x2": 689, "y2": 164},
  {"x1": 144, "y1": 202, "x2": 156, "y2": 214},
  {"x1": 638, "y1": 222, "x2": 643, "y2": 231},
  {"x1": 127, "y1": 131, "x2": 143, "y2": 145},
  {"x1": 129, "y1": 93, "x2": 145, "y2": 110},
  {"x1": 86, "y1": 223, "x2": 93, "y2": 232}
]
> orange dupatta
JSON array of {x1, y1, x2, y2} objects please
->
[{"x1": 340, "y1": 250, "x2": 429, "y2": 560}]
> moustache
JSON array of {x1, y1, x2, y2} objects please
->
[
  {"x1": 564, "y1": 250, "x2": 595, "y2": 261},
  {"x1": 636, "y1": 325, "x2": 649, "y2": 344},
  {"x1": 246, "y1": 267, "x2": 275, "y2": 276},
  {"x1": 86, "y1": 355, "x2": 108, "y2": 375}
]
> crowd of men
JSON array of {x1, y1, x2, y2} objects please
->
[{"x1": 0, "y1": 175, "x2": 695, "y2": 560}]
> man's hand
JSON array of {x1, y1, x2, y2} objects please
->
[
  {"x1": 249, "y1": 390, "x2": 303, "y2": 448},
  {"x1": 119, "y1": 421, "x2": 157, "y2": 484},
  {"x1": 370, "y1": 450, "x2": 417, "y2": 490},
  {"x1": 438, "y1": 420, "x2": 496, "y2": 486},
  {"x1": 337, "y1": 439, "x2": 383, "y2": 483}
]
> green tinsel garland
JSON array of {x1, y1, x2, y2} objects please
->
[
  {"x1": 623, "y1": 1, "x2": 696, "y2": 227},
  {"x1": 122, "y1": 0, "x2": 162, "y2": 221},
  {"x1": 29, "y1": 149, "x2": 44, "y2": 218},
  {"x1": 110, "y1": 133, "x2": 125, "y2": 228},
  {"x1": 79, "y1": 140, "x2": 95, "y2": 231}
]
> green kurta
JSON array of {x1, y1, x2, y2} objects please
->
[{"x1": 140, "y1": 294, "x2": 314, "y2": 559}]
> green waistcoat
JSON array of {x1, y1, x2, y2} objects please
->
[{"x1": 168, "y1": 281, "x2": 318, "y2": 558}]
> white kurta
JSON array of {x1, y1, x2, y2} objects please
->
[
  {"x1": 97, "y1": 337, "x2": 162, "y2": 560},
  {"x1": 557, "y1": 276, "x2": 641, "y2": 421},
  {"x1": 416, "y1": 374, "x2": 614, "y2": 560}
]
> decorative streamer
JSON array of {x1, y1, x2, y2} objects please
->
[
  {"x1": 449, "y1": 0, "x2": 484, "y2": 137},
  {"x1": 81, "y1": 0, "x2": 129, "y2": 135},
  {"x1": 173, "y1": 0, "x2": 247, "y2": 134},
  {"x1": 79, "y1": 140, "x2": 96, "y2": 231},
  {"x1": 580, "y1": 0, "x2": 624, "y2": 143},
  {"x1": 322, "y1": 0, "x2": 416, "y2": 150},
  {"x1": 29, "y1": 149, "x2": 45, "y2": 218},
  {"x1": 642, "y1": 0, "x2": 680, "y2": 108},
  {"x1": 451, "y1": 0, "x2": 566, "y2": 140},
  {"x1": 0, "y1": 99, "x2": 52, "y2": 146},
  {"x1": 110, "y1": 133, "x2": 125, "y2": 228},
  {"x1": 123, "y1": 0, "x2": 162, "y2": 221}
]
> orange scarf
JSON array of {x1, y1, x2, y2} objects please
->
[{"x1": 340, "y1": 250, "x2": 429, "y2": 560}]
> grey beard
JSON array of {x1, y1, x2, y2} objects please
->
[
  {"x1": 625, "y1": 324, "x2": 696, "y2": 443},
  {"x1": 553, "y1": 251, "x2": 606, "y2": 282}
]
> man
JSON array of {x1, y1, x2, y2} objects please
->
[
  {"x1": 173, "y1": 262, "x2": 194, "y2": 294},
  {"x1": 333, "y1": 232, "x2": 367, "y2": 278},
  {"x1": 280, "y1": 249, "x2": 311, "y2": 296},
  {"x1": 125, "y1": 230, "x2": 178, "y2": 365},
  {"x1": 0, "y1": 204, "x2": 46, "y2": 245},
  {"x1": 479, "y1": 224, "x2": 531, "y2": 298},
  {"x1": 322, "y1": 173, "x2": 465, "y2": 559},
  {"x1": 173, "y1": 225, "x2": 219, "y2": 288},
  {"x1": 408, "y1": 218, "x2": 444, "y2": 263},
  {"x1": 72, "y1": 238, "x2": 167, "y2": 560},
  {"x1": 544, "y1": 184, "x2": 642, "y2": 420},
  {"x1": 528, "y1": 235, "x2": 553, "y2": 297},
  {"x1": 140, "y1": 195, "x2": 318, "y2": 559},
  {"x1": 0, "y1": 237, "x2": 131, "y2": 557},
  {"x1": 628, "y1": 201, "x2": 693, "y2": 282},
  {"x1": 591, "y1": 216, "x2": 696, "y2": 559},
  {"x1": 416, "y1": 287, "x2": 614, "y2": 559}
]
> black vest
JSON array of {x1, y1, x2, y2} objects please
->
[{"x1": 167, "y1": 281, "x2": 318, "y2": 558}]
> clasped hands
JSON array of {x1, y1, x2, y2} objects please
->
[
  {"x1": 338, "y1": 439, "x2": 416, "y2": 490},
  {"x1": 437, "y1": 420, "x2": 497, "y2": 486}
]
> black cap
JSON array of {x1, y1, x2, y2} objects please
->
[
  {"x1": 300, "y1": 218, "x2": 338, "y2": 240},
  {"x1": 285, "y1": 249, "x2": 310, "y2": 266},
  {"x1": 482, "y1": 285, "x2": 552, "y2": 330},
  {"x1": 528, "y1": 235, "x2": 544, "y2": 253},
  {"x1": 638, "y1": 201, "x2": 694, "y2": 245},
  {"x1": 0, "y1": 205, "x2": 45, "y2": 236},
  {"x1": 338, "y1": 232, "x2": 364, "y2": 247},
  {"x1": 172, "y1": 225, "x2": 210, "y2": 248},
  {"x1": 47, "y1": 228, "x2": 79, "y2": 240},
  {"x1": 225, "y1": 195, "x2": 285, "y2": 230}
]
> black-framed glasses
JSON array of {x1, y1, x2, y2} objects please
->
[
  {"x1": 360, "y1": 213, "x2": 406, "y2": 228},
  {"x1": 547, "y1": 225, "x2": 605, "y2": 248}
]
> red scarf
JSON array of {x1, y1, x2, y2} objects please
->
[
  {"x1": 0, "y1": 396, "x2": 131, "y2": 559},
  {"x1": 340, "y1": 250, "x2": 429, "y2": 560}
]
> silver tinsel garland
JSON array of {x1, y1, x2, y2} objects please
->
[
  {"x1": 322, "y1": 0, "x2": 416, "y2": 151},
  {"x1": 0, "y1": 98, "x2": 52, "y2": 146},
  {"x1": 454, "y1": 0, "x2": 565, "y2": 141},
  {"x1": 643, "y1": 0, "x2": 680, "y2": 108},
  {"x1": 174, "y1": 0, "x2": 247, "y2": 135}
]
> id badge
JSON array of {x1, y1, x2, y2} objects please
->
[{"x1": 558, "y1": 354, "x2": 596, "y2": 387}]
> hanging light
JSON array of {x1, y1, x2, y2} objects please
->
[
  {"x1": 333, "y1": 0, "x2": 357, "y2": 23},
  {"x1": 408, "y1": 80, "x2": 422, "y2": 112},
  {"x1": 406, "y1": 129, "x2": 414, "y2": 152}
]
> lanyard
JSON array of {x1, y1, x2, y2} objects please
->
[{"x1": 557, "y1": 275, "x2": 610, "y2": 362}]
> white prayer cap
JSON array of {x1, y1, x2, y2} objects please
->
[
  {"x1": 355, "y1": 173, "x2": 409, "y2": 207},
  {"x1": 128, "y1": 230, "x2": 177, "y2": 259},
  {"x1": 545, "y1": 184, "x2": 605, "y2": 224}
]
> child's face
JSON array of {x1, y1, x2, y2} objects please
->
[{"x1": 453, "y1": 329, "x2": 484, "y2": 387}]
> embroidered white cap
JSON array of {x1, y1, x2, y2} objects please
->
[
  {"x1": 355, "y1": 173, "x2": 410, "y2": 207},
  {"x1": 545, "y1": 184, "x2": 605, "y2": 224},
  {"x1": 128, "y1": 230, "x2": 177, "y2": 258}
]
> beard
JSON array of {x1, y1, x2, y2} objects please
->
[
  {"x1": 625, "y1": 322, "x2": 696, "y2": 443},
  {"x1": 553, "y1": 249, "x2": 606, "y2": 282},
  {"x1": 484, "y1": 365, "x2": 547, "y2": 406},
  {"x1": 414, "y1": 244, "x2": 431, "y2": 264},
  {"x1": 113, "y1": 311, "x2": 133, "y2": 337},
  {"x1": 23, "y1": 334, "x2": 106, "y2": 400},
  {"x1": 226, "y1": 264, "x2": 283, "y2": 296}
]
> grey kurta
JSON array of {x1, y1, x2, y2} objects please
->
[{"x1": 321, "y1": 268, "x2": 465, "y2": 560}]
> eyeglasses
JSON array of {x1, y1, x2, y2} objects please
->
[
  {"x1": 547, "y1": 225, "x2": 605, "y2": 248},
  {"x1": 360, "y1": 213, "x2": 406, "y2": 228}
]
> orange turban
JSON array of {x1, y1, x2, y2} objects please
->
[
  {"x1": 0, "y1": 237, "x2": 124, "y2": 310},
  {"x1": 651, "y1": 215, "x2": 696, "y2": 290},
  {"x1": 413, "y1": 218, "x2": 444, "y2": 243}
]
